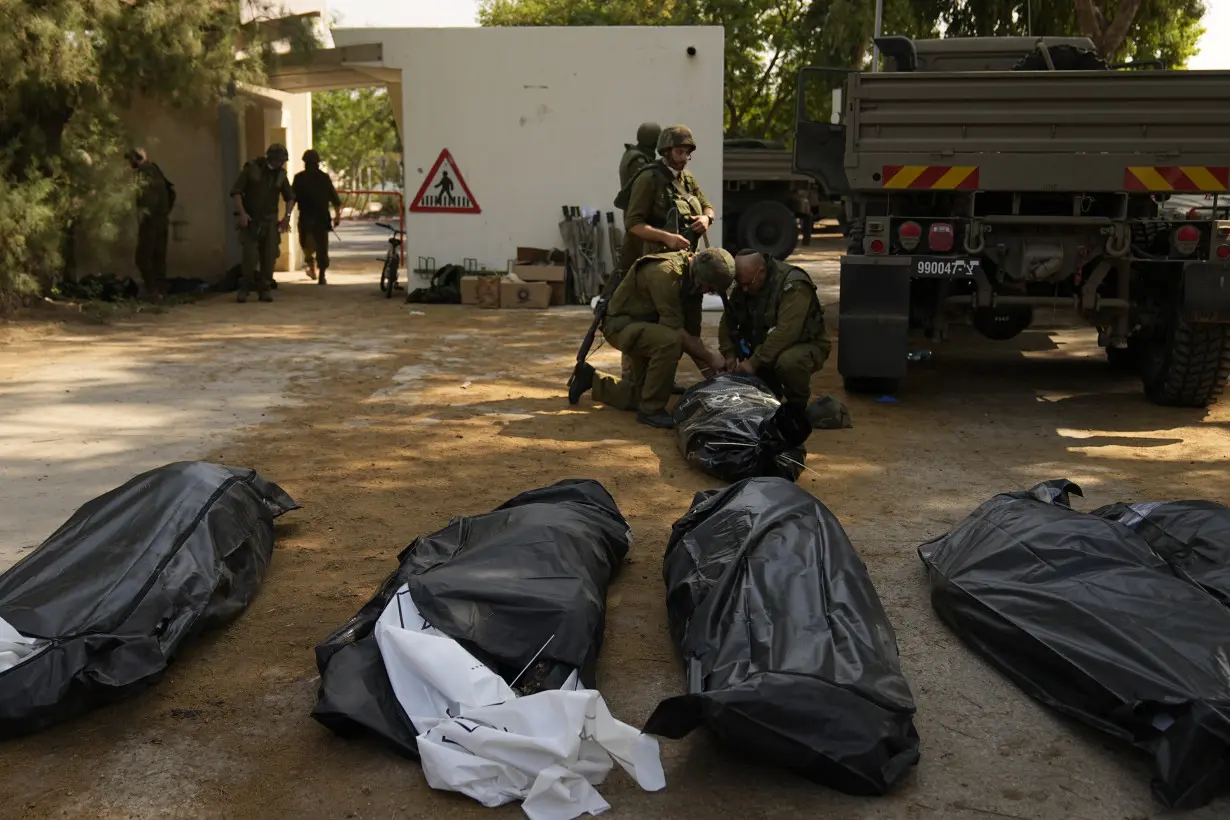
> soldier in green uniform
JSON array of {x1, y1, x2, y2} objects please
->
[
  {"x1": 126, "y1": 148, "x2": 174, "y2": 299},
  {"x1": 230, "y1": 143, "x2": 295, "y2": 303},
  {"x1": 568, "y1": 247, "x2": 733, "y2": 429},
  {"x1": 720, "y1": 250, "x2": 832, "y2": 409},
  {"x1": 615, "y1": 124, "x2": 715, "y2": 272},
  {"x1": 618, "y1": 122, "x2": 660, "y2": 190},
  {"x1": 291, "y1": 149, "x2": 342, "y2": 285}
]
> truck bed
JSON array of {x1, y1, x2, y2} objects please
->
[
  {"x1": 845, "y1": 69, "x2": 1230, "y2": 192},
  {"x1": 725, "y1": 147, "x2": 811, "y2": 182}
]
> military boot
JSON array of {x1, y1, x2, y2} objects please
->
[
  {"x1": 236, "y1": 291, "x2": 249, "y2": 303},
  {"x1": 568, "y1": 363, "x2": 595, "y2": 404},
  {"x1": 636, "y1": 410, "x2": 675, "y2": 429},
  {"x1": 258, "y1": 292, "x2": 274, "y2": 303},
  {"x1": 317, "y1": 269, "x2": 327, "y2": 286}
]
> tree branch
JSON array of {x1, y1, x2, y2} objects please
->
[
  {"x1": 1099, "y1": 0, "x2": 1143, "y2": 57},
  {"x1": 1074, "y1": 0, "x2": 1103, "y2": 41}
]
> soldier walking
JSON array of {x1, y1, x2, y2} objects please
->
[
  {"x1": 230, "y1": 143, "x2": 295, "y2": 303},
  {"x1": 126, "y1": 148, "x2": 174, "y2": 299},
  {"x1": 291, "y1": 149, "x2": 342, "y2": 285}
]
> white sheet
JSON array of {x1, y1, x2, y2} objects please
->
[
  {"x1": 0, "y1": 616, "x2": 47, "y2": 674},
  {"x1": 374, "y1": 587, "x2": 665, "y2": 820}
]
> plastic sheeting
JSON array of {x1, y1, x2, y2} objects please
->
[
  {"x1": 672, "y1": 374, "x2": 811, "y2": 483},
  {"x1": 1093, "y1": 498, "x2": 1230, "y2": 607},
  {"x1": 919, "y1": 479, "x2": 1230, "y2": 810},
  {"x1": 644, "y1": 477, "x2": 921, "y2": 795},
  {"x1": 0, "y1": 461, "x2": 298, "y2": 738},
  {"x1": 311, "y1": 480, "x2": 663, "y2": 819}
]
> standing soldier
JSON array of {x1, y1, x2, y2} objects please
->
[
  {"x1": 230, "y1": 143, "x2": 295, "y2": 303},
  {"x1": 291, "y1": 149, "x2": 342, "y2": 285},
  {"x1": 618, "y1": 122, "x2": 660, "y2": 191},
  {"x1": 568, "y1": 248, "x2": 733, "y2": 429},
  {"x1": 721, "y1": 250, "x2": 832, "y2": 410},
  {"x1": 125, "y1": 148, "x2": 174, "y2": 299},
  {"x1": 612, "y1": 122, "x2": 660, "y2": 378},
  {"x1": 614, "y1": 124, "x2": 716, "y2": 272}
]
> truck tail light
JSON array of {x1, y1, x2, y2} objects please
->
[
  {"x1": 869, "y1": 238, "x2": 885, "y2": 255},
  {"x1": 898, "y1": 221, "x2": 921, "y2": 251},
  {"x1": 1174, "y1": 224, "x2": 1200, "y2": 256},
  {"x1": 929, "y1": 223, "x2": 954, "y2": 252},
  {"x1": 1188, "y1": 207, "x2": 1201, "y2": 219},
  {"x1": 1217, "y1": 244, "x2": 1230, "y2": 260}
]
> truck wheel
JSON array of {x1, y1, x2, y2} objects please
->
[
  {"x1": 1140, "y1": 315, "x2": 1230, "y2": 407},
  {"x1": 738, "y1": 200, "x2": 798, "y2": 260}
]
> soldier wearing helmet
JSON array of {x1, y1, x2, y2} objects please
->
[
  {"x1": 720, "y1": 249, "x2": 832, "y2": 410},
  {"x1": 568, "y1": 247, "x2": 732, "y2": 429},
  {"x1": 618, "y1": 122, "x2": 661, "y2": 190},
  {"x1": 229, "y1": 142, "x2": 296, "y2": 302},
  {"x1": 613, "y1": 124, "x2": 715, "y2": 273},
  {"x1": 291, "y1": 148, "x2": 342, "y2": 285}
]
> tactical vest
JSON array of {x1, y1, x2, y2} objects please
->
[
  {"x1": 729, "y1": 259, "x2": 826, "y2": 349},
  {"x1": 614, "y1": 163, "x2": 706, "y2": 266},
  {"x1": 239, "y1": 158, "x2": 289, "y2": 222}
]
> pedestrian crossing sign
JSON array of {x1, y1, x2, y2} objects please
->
[{"x1": 409, "y1": 149, "x2": 481, "y2": 213}]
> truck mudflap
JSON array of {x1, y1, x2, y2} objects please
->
[
  {"x1": 838, "y1": 255, "x2": 911, "y2": 381},
  {"x1": 1183, "y1": 262, "x2": 1230, "y2": 323}
]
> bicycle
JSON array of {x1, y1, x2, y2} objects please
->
[{"x1": 376, "y1": 222, "x2": 405, "y2": 299}]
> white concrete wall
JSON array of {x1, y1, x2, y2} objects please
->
[{"x1": 331, "y1": 26, "x2": 725, "y2": 278}]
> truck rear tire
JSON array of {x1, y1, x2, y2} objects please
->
[
  {"x1": 738, "y1": 200, "x2": 798, "y2": 260},
  {"x1": 1140, "y1": 315, "x2": 1230, "y2": 407}
]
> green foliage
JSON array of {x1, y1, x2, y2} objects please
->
[
  {"x1": 478, "y1": 0, "x2": 1205, "y2": 143},
  {"x1": 311, "y1": 88, "x2": 403, "y2": 191},
  {"x1": 0, "y1": 0, "x2": 318, "y2": 314},
  {"x1": 928, "y1": 0, "x2": 1205, "y2": 66}
]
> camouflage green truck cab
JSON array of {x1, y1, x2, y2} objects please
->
[{"x1": 793, "y1": 36, "x2": 1230, "y2": 407}]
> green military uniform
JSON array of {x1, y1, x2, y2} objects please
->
[
  {"x1": 593, "y1": 251, "x2": 706, "y2": 416},
  {"x1": 720, "y1": 257, "x2": 832, "y2": 407},
  {"x1": 133, "y1": 159, "x2": 173, "y2": 297},
  {"x1": 618, "y1": 122, "x2": 660, "y2": 190},
  {"x1": 230, "y1": 149, "x2": 293, "y2": 298},
  {"x1": 291, "y1": 156, "x2": 341, "y2": 284}
]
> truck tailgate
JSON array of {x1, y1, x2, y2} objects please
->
[{"x1": 847, "y1": 69, "x2": 1230, "y2": 192}]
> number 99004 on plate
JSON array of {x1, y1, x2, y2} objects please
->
[{"x1": 913, "y1": 257, "x2": 981, "y2": 278}]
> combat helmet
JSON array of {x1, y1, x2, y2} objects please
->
[
  {"x1": 691, "y1": 247, "x2": 734, "y2": 293},
  {"x1": 637, "y1": 122, "x2": 662, "y2": 149},
  {"x1": 266, "y1": 143, "x2": 289, "y2": 163},
  {"x1": 657, "y1": 125, "x2": 697, "y2": 155},
  {"x1": 302, "y1": 149, "x2": 321, "y2": 164}
]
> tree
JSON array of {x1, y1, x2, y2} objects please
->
[
  {"x1": 925, "y1": 0, "x2": 1206, "y2": 66},
  {"x1": 311, "y1": 88, "x2": 402, "y2": 193},
  {"x1": 0, "y1": 1, "x2": 317, "y2": 312}
]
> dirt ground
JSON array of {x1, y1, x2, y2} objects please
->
[{"x1": 2, "y1": 234, "x2": 1229, "y2": 820}]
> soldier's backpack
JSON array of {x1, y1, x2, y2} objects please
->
[{"x1": 406, "y1": 263, "x2": 465, "y2": 304}]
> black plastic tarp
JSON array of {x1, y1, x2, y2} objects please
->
[
  {"x1": 1093, "y1": 498, "x2": 1230, "y2": 607},
  {"x1": 918, "y1": 479, "x2": 1230, "y2": 809},
  {"x1": 0, "y1": 461, "x2": 298, "y2": 738},
  {"x1": 643, "y1": 477, "x2": 921, "y2": 795},
  {"x1": 311, "y1": 479, "x2": 631, "y2": 757},
  {"x1": 672, "y1": 374, "x2": 811, "y2": 483}
]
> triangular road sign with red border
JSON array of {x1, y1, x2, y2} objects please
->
[{"x1": 409, "y1": 149, "x2": 481, "y2": 213}]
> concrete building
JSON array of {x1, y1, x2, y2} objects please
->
[{"x1": 322, "y1": 26, "x2": 725, "y2": 281}]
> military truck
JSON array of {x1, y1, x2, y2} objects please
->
[
  {"x1": 792, "y1": 36, "x2": 1230, "y2": 407},
  {"x1": 723, "y1": 138, "x2": 843, "y2": 259}
]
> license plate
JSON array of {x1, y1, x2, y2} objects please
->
[{"x1": 913, "y1": 257, "x2": 981, "y2": 278}]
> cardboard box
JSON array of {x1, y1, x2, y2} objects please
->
[
  {"x1": 511, "y1": 263, "x2": 566, "y2": 283},
  {"x1": 513, "y1": 247, "x2": 568, "y2": 300},
  {"x1": 461, "y1": 275, "x2": 501, "y2": 308},
  {"x1": 500, "y1": 280, "x2": 551, "y2": 309},
  {"x1": 476, "y1": 276, "x2": 501, "y2": 308},
  {"x1": 548, "y1": 281, "x2": 566, "y2": 306}
]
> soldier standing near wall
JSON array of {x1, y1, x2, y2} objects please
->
[
  {"x1": 126, "y1": 148, "x2": 175, "y2": 299},
  {"x1": 230, "y1": 143, "x2": 295, "y2": 303}
]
